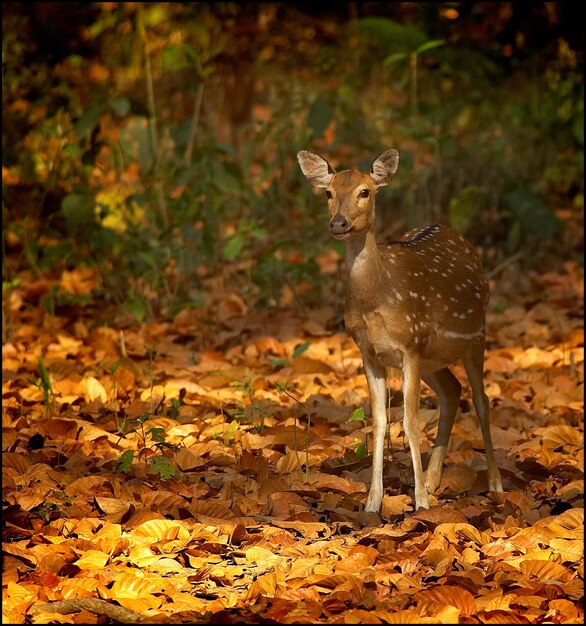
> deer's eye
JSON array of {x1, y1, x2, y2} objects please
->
[
  {"x1": 326, "y1": 190, "x2": 333, "y2": 199},
  {"x1": 359, "y1": 189, "x2": 370, "y2": 198}
]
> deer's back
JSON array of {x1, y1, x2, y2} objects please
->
[{"x1": 345, "y1": 224, "x2": 489, "y2": 373}]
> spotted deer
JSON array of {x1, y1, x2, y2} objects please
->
[{"x1": 297, "y1": 149, "x2": 503, "y2": 512}]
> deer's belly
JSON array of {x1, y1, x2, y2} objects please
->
[{"x1": 346, "y1": 308, "x2": 477, "y2": 372}]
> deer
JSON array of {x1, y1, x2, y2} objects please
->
[{"x1": 297, "y1": 149, "x2": 504, "y2": 512}]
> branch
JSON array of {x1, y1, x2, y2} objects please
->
[
  {"x1": 33, "y1": 598, "x2": 145, "y2": 623},
  {"x1": 184, "y1": 82, "x2": 205, "y2": 166},
  {"x1": 486, "y1": 250, "x2": 524, "y2": 279}
]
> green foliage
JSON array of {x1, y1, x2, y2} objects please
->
[
  {"x1": 2, "y1": 3, "x2": 582, "y2": 321},
  {"x1": 269, "y1": 340, "x2": 311, "y2": 369},
  {"x1": 115, "y1": 409, "x2": 180, "y2": 480},
  {"x1": 500, "y1": 187, "x2": 562, "y2": 252},
  {"x1": 114, "y1": 450, "x2": 135, "y2": 474},
  {"x1": 308, "y1": 98, "x2": 334, "y2": 139},
  {"x1": 229, "y1": 375, "x2": 268, "y2": 433},
  {"x1": 358, "y1": 17, "x2": 430, "y2": 53},
  {"x1": 37, "y1": 358, "x2": 54, "y2": 408},
  {"x1": 148, "y1": 455, "x2": 177, "y2": 480},
  {"x1": 354, "y1": 440, "x2": 368, "y2": 460},
  {"x1": 448, "y1": 186, "x2": 490, "y2": 234},
  {"x1": 347, "y1": 407, "x2": 366, "y2": 423}
]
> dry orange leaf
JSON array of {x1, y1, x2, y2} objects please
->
[
  {"x1": 2, "y1": 452, "x2": 31, "y2": 474},
  {"x1": 549, "y1": 538, "x2": 584, "y2": 563},
  {"x1": 538, "y1": 425, "x2": 583, "y2": 448},
  {"x1": 174, "y1": 448, "x2": 206, "y2": 471},
  {"x1": 437, "y1": 463, "x2": 478, "y2": 495},
  {"x1": 519, "y1": 559, "x2": 574, "y2": 582},
  {"x1": 415, "y1": 584, "x2": 477, "y2": 615},
  {"x1": 94, "y1": 497, "x2": 130, "y2": 521},
  {"x1": 132, "y1": 519, "x2": 191, "y2": 543},
  {"x1": 74, "y1": 550, "x2": 110, "y2": 570}
]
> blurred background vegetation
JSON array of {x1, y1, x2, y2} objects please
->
[{"x1": 2, "y1": 2, "x2": 583, "y2": 324}]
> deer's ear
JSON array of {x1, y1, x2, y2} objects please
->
[
  {"x1": 370, "y1": 149, "x2": 399, "y2": 188},
  {"x1": 297, "y1": 151, "x2": 335, "y2": 188}
]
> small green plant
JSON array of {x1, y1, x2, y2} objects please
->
[
  {"x1": 269, "y1": 341, "x2": 311, "y2": 369},
  {"x1": 167, "y1": 388, "x2": 187, "y2": 420},
  {"x1": 229, "y1": 375, "x2": 268, "y2": 433},
  {"x1": 28, "y1": 358, "x2": 56, "y2": 417},
  {"x1": 115, "y1": 410, "x2": 179, "y2": 480},
  {"x1": 31, "y1": 491, "x2": 72, "y2": 521},
  {"x1": 347, "y1": 406, "x2": 368, "y2": 459},
  {"x1": 211, "y1": 420, "x2": 239, "y2": 444}
]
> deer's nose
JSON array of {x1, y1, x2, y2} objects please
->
[{"x1": 330, "y1": 213, "x2": 349, "y2": 235}]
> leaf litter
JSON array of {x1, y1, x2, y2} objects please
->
[{"x1": 2, "y1": 261, "x2": 584, "y2": 624}]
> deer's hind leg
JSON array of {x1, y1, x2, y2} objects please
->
[
  {"x1": 463, "y1": 340, "x2": 503, "y2": 492},
  {"x1": 422, "y1": 367, "x2": 462, "y2": 494}
]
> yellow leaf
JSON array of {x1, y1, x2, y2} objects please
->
[
  {"x1": 549, "y1": 538, "x2": 584, "y2": 563},
  {"x1": 109, "y1": 572, "x2": 166, "y2": 600},
  {"x1": 132, "y1": 519, "x2": 190, "y2": 543},
  {"x1": 286, "y1": 557, "x2": 320, "y2": 580},
  {"x1": 515, "y1": 346, "x2": 560, "y2": 368},
  {"x1": 251, "y1": 571, "x2": 279, "y2": 596},
  {"x1": 80, "y1": 376, "x2": 107, "y2": 402},
  {"x1": 520, "y1": 559, "x2": 573, "y2": 582},
  {"x1": 12, "y1": 493, "x2": 45, "y2": 512},
  {"x1": 433, "y1": 605, "x2": 461, "y2": 624},
  {"x1": 538, "y1": 425, "x2": 583, "y2": 448},
  {"x1": 554, "y1": 507, "x2": 584, "y2": 530},
  {"x1": 94, "y1": 497, "x2": 130, "y2": 522},
  {"x1": 245, "y1": 546, "x2": 278, "y2": 566},
  {"x1": 276, "y1": 448, "x2": 302, "y2": 473},
  {"x1": 74, "y1": 549, "x2": 110, "y2": 570},
  {"x1": 415, "y1": 585, "x2": 476, "y2": 615}
]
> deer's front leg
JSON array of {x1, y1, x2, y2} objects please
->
[
  {"x1": 402, "y1": 353, "x2": 429, "y2": 510},
  {"x1": 363, "y1": 356, "x2": 388, "y2": 513}
]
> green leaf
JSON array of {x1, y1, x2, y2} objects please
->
[
  {"x1": 3, "y1": 278, "x2": 21, "y2": 293},
  {"x1": 292, "y1": 341, "x2": 311, "y2": 360},
  {"x1": 126, "y1": 296, "x2": 147, "y2": 323},
  {"x1": 414, "y1": 39, "x2": 445, "y2": 56},
  {"x1": 448, "y1": 186, "x2": 490, "y2": 233},
  {"x1": 500, "y1": 187, "x2": 561, "y2": 251},
  {"x1": 149, "y1": 456, "x2": 176, "y2": 480},
  {"x1": 110, "y1": 97, "x2": 131, "y2": 117},
  {"x1": 269, "y1": 358, "x2": 290, "y2": 368},
  {"x1": 383, "y1": 52, "x2": 408, "y2": 67},
  {"x1": 148, "y1": 427, "x2": 167, "y2": 444},
  {"x1": 354, "y1": 441, "x2": 368, "y2": 460},
  {"x1": 224, "y1": 421, "x2": 239, "y2": 441},
  {"x1": 162, "y1": 44, "x2": 198, "y2": 71},
  {"x1": 75, "y1": 102, "x2": 102, "y2": 139},
  {"x1": 358, "y1": 17, "x2": 427, "y2": 53},
  {"x1": 61, "y1": 193, "x2": 95, "y2": 232},
  {"x1": 223, "y1": 233, "x2": 245, "y2": 261},
  {"x1": 38, "y1": 358, "x2": 53, "y2": 398},
  {"x1": 114, "y1": 450, "x2": 135, "y2": 474},
  {"x1": 211, "y1": 160, "x2": 242, "y2": 192},
  {"x1": 348, "y1": 407, "x2": 366, "y2": 423}
]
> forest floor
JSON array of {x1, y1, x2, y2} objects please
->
[{"x1": 2, "y1": 240, "x2": 584, "y2": 624}]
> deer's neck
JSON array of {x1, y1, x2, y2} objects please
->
[
  {"x1": 345, "y1": 230, "x2": 386, "y2": 293},
  {"x1": 345, "y1": 230, "x2": 377, "y2": 271}
]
